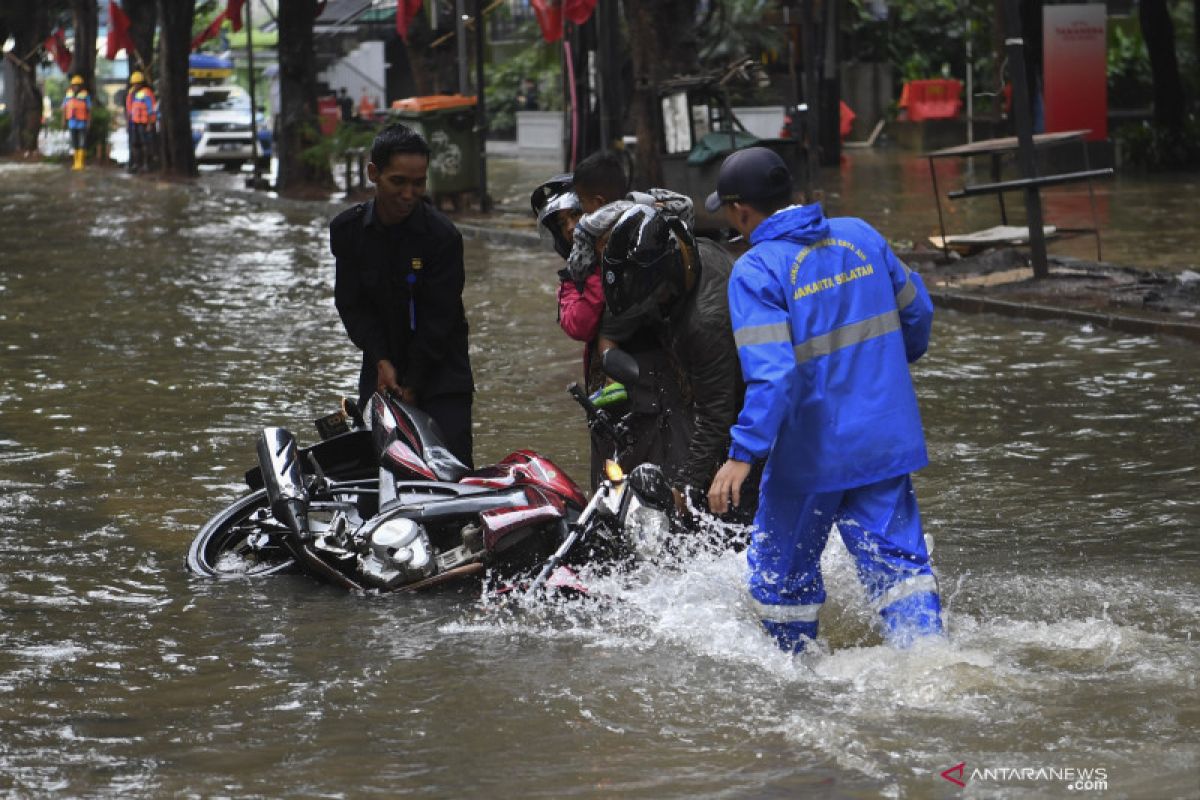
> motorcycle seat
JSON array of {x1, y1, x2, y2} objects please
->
[{"x1": 423, "y1": 445, "x2": 469, "y2": 483}]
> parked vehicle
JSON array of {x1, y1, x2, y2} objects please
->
[
  {"x1": 190, "y1": 83, "x2": 271, "y2": 171},
  {"x1": 189, "y1": 54, "x2": 271, "y2": 172},
  {"x1": 187, "y1": 363, "x2": 673, "y2": 595}
]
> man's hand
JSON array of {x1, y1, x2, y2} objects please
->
[
  {"x1": 708, "y1": 459, "x2": 752, "y2": 515},
  {"x1": 376, "y1": 359, "x2": 403, "y2": 396}
]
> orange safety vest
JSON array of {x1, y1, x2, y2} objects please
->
[
  {"x1": 64, "y1": 92, "x2": 90, "y2": 123},
  {"x1": 130, "y1": 87, "x2": 156, "y2": 124}
]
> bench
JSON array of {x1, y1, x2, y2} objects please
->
[{"x1": 926, "y1": 130, "x2": 1113, "y2": 259}]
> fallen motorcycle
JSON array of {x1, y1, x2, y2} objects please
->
[{"x1": 187, "y1": 367, "x2": 673, "y2": 594}]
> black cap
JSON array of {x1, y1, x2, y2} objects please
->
[{"x1": 704, "y1": 146, "x2": 794, "y2": 213}]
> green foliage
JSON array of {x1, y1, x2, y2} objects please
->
[
  {"x1": 300, "y1": 121, "x2": 377, "y2": 170},
  {"x1": 88, "y1": 104, "x2": 113, "y2": 155},
  {"x1": 1115, "y1": 114, "x2": 1200, "y2": 170},
  {"x1": 1107, "y1": 21, "x2": 1152, "y2": 108},
  {"x1": 698, "y1": 0, "x2": 786, "y2": 67},
  {"x1": 484, "y1": 19, "x2": 561, "y2": 138},
  {"x1": 845, "y1": 0, "x2": 992, "y2": 83}
]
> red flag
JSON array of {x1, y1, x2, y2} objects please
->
[
  {"x1": 105, "y1": 1, "x2": 136, "y2": 60},
  {"x1": 226, "y1": 0, "x2": 246, "y2": 33},
  {"x1": 191, "y1": 11, "x2": 228, "y2": 51},
  {"x1": 395, "y1": 0, "x2": 423, "y2": 43},
  {"x1": 530, "y1": 0, "x2": 563, "y2": 42},
  {"x1": 563, "y1": 0, "x2": 597, "y2": 25},
  {"x1": 44, "y1": 27, "x2": 73, "y2": 73}
]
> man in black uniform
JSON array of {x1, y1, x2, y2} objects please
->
[{"x1": 329, "y1": 124, "x2": 475, "y2": 466}]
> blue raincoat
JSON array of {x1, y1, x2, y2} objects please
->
[{"x1": 727, "y1": 204, "x2": 942, "y2": 651}]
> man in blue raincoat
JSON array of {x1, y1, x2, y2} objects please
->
[{"x1": 706, "y1": 147, "x2": 943, "y2": 652}]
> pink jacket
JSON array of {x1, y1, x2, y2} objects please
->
[{"x1": 557, "y1": 269, "x2": 605, "y2": 343}]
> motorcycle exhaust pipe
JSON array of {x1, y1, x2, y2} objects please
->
[
  {"x1": 257, "y1": 428, "x2": 364, "y2": 592},
  {"x1": 257, "y1": 427, "x2": 310, "y2": 535}
]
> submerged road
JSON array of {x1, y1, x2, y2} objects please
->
[{"x1": 0, "y1": 162, "x2": 1197, "y2": 797}]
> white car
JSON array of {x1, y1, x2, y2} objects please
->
[{"x1": 189, "y1": 84, "x2": 271, "y2": 171}]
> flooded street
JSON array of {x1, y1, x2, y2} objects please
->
[{"x1": 1, "y1": 160, "x2": 1198, "y2": 798}]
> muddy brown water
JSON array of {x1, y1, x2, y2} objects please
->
[{"x1": 0, "y1": 161, "x2": 1197, "y2": 798}]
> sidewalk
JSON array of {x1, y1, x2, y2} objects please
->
[{"x1": 907, "y1": 248, "x2": 1200, "y2": 343}]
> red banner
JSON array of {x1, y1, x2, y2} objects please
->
[
  {"x1": 105, "y1": 1, "x2": 135, "y2": 60},
  {"x1": 191, "y1": 13, "x2": 226, "y2": 51},
  {"x1": 44, "y1": 27, "x2": 73, "y2": 73},
  {"x1": 226, "y1": 0, "x2": 246, "y2": 33},
  {"x1": 563, "y1": 0, "x2": 597, "y2": 25},
  {"x1": 191, "y1": 1, "x2": 248, "y2": 50},
  {"x1": 530, "y1": 0, "x2": 563, "y2": 42},
  {"x1": 395, "y1": 0, "x2": 423, "y2": 43}
]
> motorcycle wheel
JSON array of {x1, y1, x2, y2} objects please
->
[{"x1": 187, "y1": 489, "x2": 297, "y2": 578}]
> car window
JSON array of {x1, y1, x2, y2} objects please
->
[{"x1": 191, "y1": 89, "x2": 250, "y2": 112}]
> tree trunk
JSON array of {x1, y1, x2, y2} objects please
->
[
  {"x1": 405, "y1": 12, "x2": 459, "y2": 96},
  {"x1": 125, "y1": 0, "x2": 159, "y2": 76},
  {"x1": 621, "y1": 0, "x2": 699, "y2": 189},
  {"x1": 2, "y1": 0, "x2": 52, "y2": 154},
  {"x1": 156, "y1": 0, "x2": 197, "y2": 177},
  {"x1": 1140, "y1": 0, "x2": 1185, "y2": 128},
  {"x1": 69, "y1": 0, "x2": 98, "y2": 87},
  {"x1": 276, "y1": 0, "x2": 335, "y2": 196}
]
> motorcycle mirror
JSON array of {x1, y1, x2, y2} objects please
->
[
  {"x1": 601, "y1": 348, "x2": 639, "y2": 385},
  {"x1": 625, "y1": 463, "x2": 674, "y2": 512}
]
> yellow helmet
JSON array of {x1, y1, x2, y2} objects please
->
[
  {"x1": 70, "y1": 75, "x2": 84, "y2": 86},
  {"x1": 130, "y1": 71, "x2": 145, "y2": 85}
]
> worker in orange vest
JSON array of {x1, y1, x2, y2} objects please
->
[
  {"x1": 125, "y1": 71, "x2": 158, "y2": 173},
  {"x1": 62, "y1": 75, "x2": 91, "y2": 171},
  {"x1": 357, "y1": 88, "x2": 377, "y2": 121}
]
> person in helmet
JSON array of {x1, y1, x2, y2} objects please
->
[
  {"x1": 705, "y1": 146, "x2": 943, "y2": 653},
  {"x1": 125, "y1": 71, "x2": 157, "y2": 173},
  {"x1": 531, "y1": 172, "x2": 632, "y2": 489},
  {"x1": 600, "y1": 204, "x2": 757, "y2": 526},
  {"x1": 62, "y1": 75, "x2": 91, "y2": 171}
]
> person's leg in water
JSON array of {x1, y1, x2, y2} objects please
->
[
  {"x1": 836, "y1": 474, "x2": 943, "y2": 647},
  {"x1": 747, "y1": 465, "x2": 842, "y2": 653}
]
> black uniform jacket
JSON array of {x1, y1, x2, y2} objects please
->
[
  {"x1": 662, "y1": 238, "x2": 745, "y2": 490},
  {"x1": 330, "y1": 197, "x2": 474, "y2": 404}
]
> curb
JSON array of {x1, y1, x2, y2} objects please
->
[{"x1": 930, "y1": 290, "x2": 1200, "y2": 344}]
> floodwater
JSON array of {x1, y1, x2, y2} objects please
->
[
  {"x1": 1, "y1": 160, "x2": 1198, "y2": 799},
  {"x1": 818, "y1": 148, "x2": 1200, "y2": 272}
]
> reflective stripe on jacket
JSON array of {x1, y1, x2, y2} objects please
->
[
  {"x1": 727, "y1": 203, "x2": 933, "y2": 493},
  {"x1": 129, "y1": 87, "x2": 156, "y2": 124}
]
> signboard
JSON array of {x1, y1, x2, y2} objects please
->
[{"x1": 1043, "y1": 4, "x2": 1108, "y2": 141}]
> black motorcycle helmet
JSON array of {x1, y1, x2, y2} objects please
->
[
  {"x1": 530, "y1": 174, "x2": 580, "y2": 259},
  {"x1": 601, "y1": 205, "x2": 698, "y2": 317}
]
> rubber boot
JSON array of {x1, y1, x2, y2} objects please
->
[
  {"x1": 879, "y1": 591, "x2": 944, "y2": 648},
  {"x1": 761, "y1": 619, "x2": 820, "y2": 654},
  {"x1": 72, "y1": 149, "x2": 84, "y2": 171}
]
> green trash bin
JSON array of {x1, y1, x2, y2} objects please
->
[{"x1": 390, "y1": 94, "x2": 479, "y2": 196}]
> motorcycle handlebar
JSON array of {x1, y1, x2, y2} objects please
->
[{"x1": 567, "y1": 383, "x2": 630, "y2": 451}]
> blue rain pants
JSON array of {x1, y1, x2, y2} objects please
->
[{"x1": 747, "y1": 472, "x2": 942, "y2": 652}]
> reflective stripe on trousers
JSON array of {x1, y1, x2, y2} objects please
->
[
  {"x1": 872, "y1": 572, "x2": 940, "y2": 613},
  {"x1": 748, "y1": 595, "x2": 822, "y2": 624}
]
